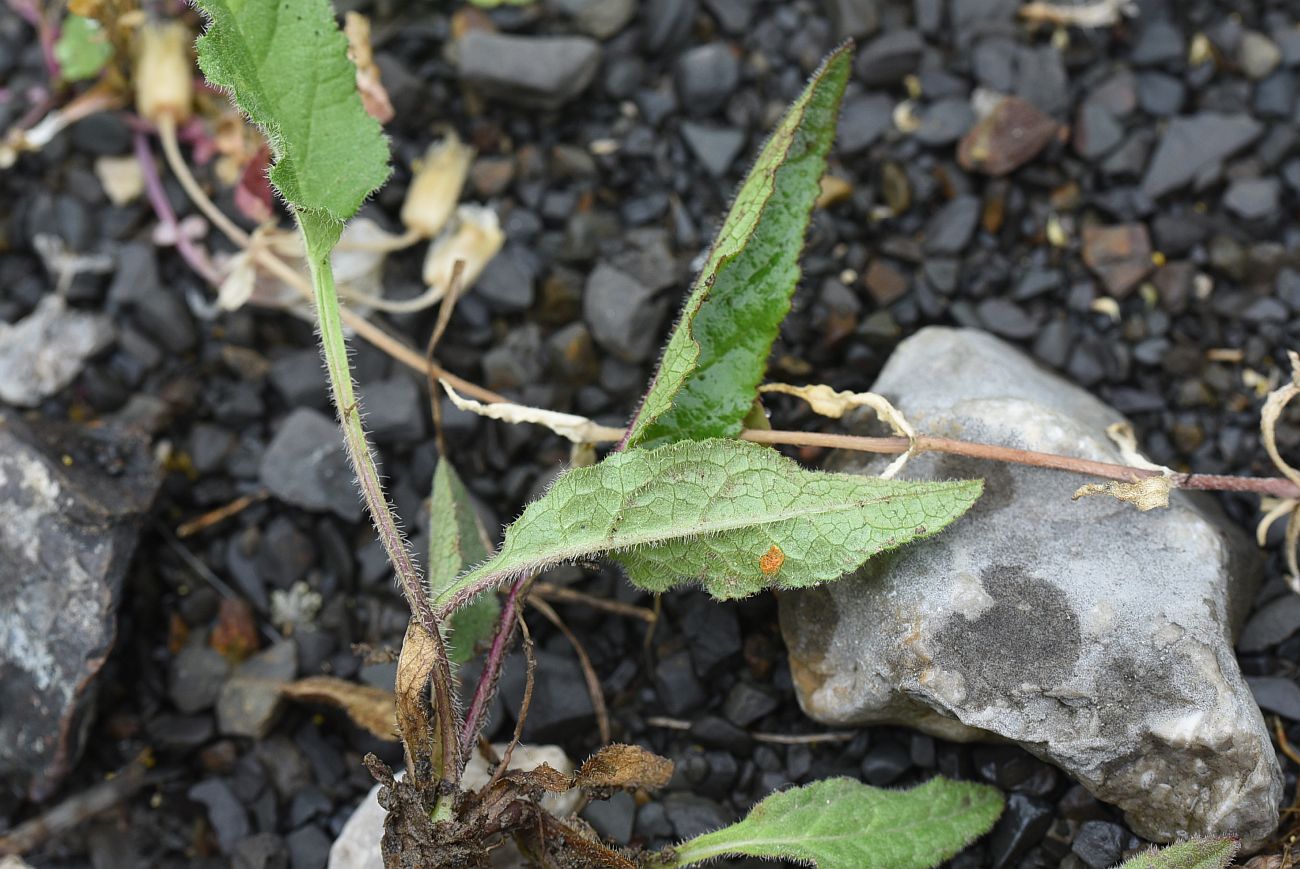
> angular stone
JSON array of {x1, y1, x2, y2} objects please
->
[
  {"x1": 0, "y1": 295, "x2": 114, "y2": 407},
  {"x1": 0, "y1": 414, "x2": 159, "y2": 799},
  {"x1": 456, "y1": 32, "x2": 600, "y2": 110},
  {"x1": 1081, "y1": 223, "x2": 1153, "y2": 298},
  {"x1": 1141, "y1": 113, "x2": 1263, "y2": 199},
  {"x1": 779, "y1": 328, "x2": 1279, "y2": 848},
  {"x1": 957, "y1": 96, "x2": 1058, "y2": 176}
]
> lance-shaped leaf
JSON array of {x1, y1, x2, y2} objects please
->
[
  {"x1": 429, "y1": 458, "x2": 500, "y2": 664},
  {"x1": 653, "y1": 777, "x2": 1003, "y2": 869},
  {"x1": 432, "y1": 438, "x2": 981, "y2": 614},
  {"x1": 193, "y1": 0, "x2": 390, "y2": 254},
  {"x1": 1117, "y1": 837, "x2": 1239, "y2": 869},
  {"x1": 623, "y1": 44, "x2": 852, "y2": 451}
]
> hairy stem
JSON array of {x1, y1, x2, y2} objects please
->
[
  {"x1": 303, "y1": 233, "x2": 462, "y2": 785},
  {"x1": 459, "y1": 573, "x2": 531, "y2": 764},
  {"x1": 154, "y1": 117, "x2": 504, "y2": 405}
]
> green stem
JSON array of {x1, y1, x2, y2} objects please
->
[{"x1": 302, "y1": 218, "x2": 462, "y2": 786}]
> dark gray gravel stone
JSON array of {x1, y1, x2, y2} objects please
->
[
  {"x1": 1247, "y1": 676, "x2": 1300, "y2": 720},
  {"x1": 584, "y1": 262, "x2": 668, "y2": 363},
  {"x1": 722, "y1": 681, "x2": 779, "y2": 727},
  {"x1": 680, "y1": 122, "x2": 746, "y2": 176},
  {"x1": 1223, "y1": 178, "x2": 1281, "y2": 221},
  {"x1": 654, "y1": 649, "x2": 708, "y2": 717},
  {"x1": 1131, "y1": 19, "x2": 1185, "y2": 66},
  {"x1": 976, "y1": 298, "x2": 1038, "y2": 339},
  {"x1": 860, "y1": 739, "x2": 911, "y2": 785},
  {"x1": 987, "y1": 794, "x2": 1053, "y2": 869},
  {"x1": 360, "y1": 377, "x2": 425, "y2": 444},
  {"x1": 457, "y1": 32, "x2": 601, "y2": 110},
  {"x1": 822, "y1": 0, "x2": 879, "y2": 40},
  {"x1": 641, "y1": 0, "x2": 697, "y2": 53},
  {"x1": 923, "y1": 195, "x2": 981, "y2": 254},
  {"x1": 914, "y1": 98, "x2": 975, "y2": 146},
  {"x1": 855, "y1": 30, "x2": 924, "y2": 85},
  {"x1": 1240, "y1": 595, "x2": 1300, "y2": 652},
  {"x1": 259, "y1": 408, "x2": 362, "y2": 522},
  {"x1": 675, "y1": 43, "x2": 741, "y2": 116},
  {"x1": 662, "y1": 793, "x2": 732, "y2": 840},
  {"x1": 188, "y1": 778, "x2": 250, "y2": 854},
  {"x1": 217, "y1": 641, "x2": 298, "y2": 738},
  {"x1": 286, "y1": 825, "x2": 331, "y2": 869},
  {"x1": 1072, "y1": 820, "x2": 1127, "y2": 869},
  {"x1": 232, "y1": 833, "x2": 288, "y2": 869},
  {"x1": 499, "y1": 649, "x2": 596, "y2": 742},
  {"x1": 475, "y1": 244, "x2": 538, "y2": 313},
  {"x1": 1141, "y1": 113, "x2": 1264, "y2": 199},
  {"x1": 169, "y1": 643, "x2": 232, "y2": 714},
  {"x1": 837, "y1": 94, "x2": 894, "y2": 154},
  {"x1": 583, "y1": 791, "x2": 637, "y2": 843},
  {"x1": 1137, "y1": 72, "x2": 1185, "y2": 116}
]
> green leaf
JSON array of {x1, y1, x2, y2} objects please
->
[
  {"x1": 624, "y1": 44, "x2": 852, "y2": 451},
  {"x1": 1117, "y1": 837, "x2": 1240, "y2": 869},
  {"x1": 432, "y1": 438, "x2": 981, "y2": 613},
  {"x1": 55, "y1": 15, "x2": 113, "y2": 82},
  {"x1": 192, "y1": 0, "x2": 390, "y2": 254},
  {"x1": 655, "y1": 777, "x2": 1003, "y2": 869},
  {"x1": 428, "y1": 458, "x2": 500, "y2": 664}
]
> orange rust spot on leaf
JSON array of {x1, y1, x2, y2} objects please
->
[{"x1": 759, "y1": 544, "x2": 785, "y2": 575}]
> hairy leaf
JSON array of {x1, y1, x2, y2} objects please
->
[
  {"x1": 657, "y1": 777, "x2": 1003, "y2": 869},
  {"x1": 433, "y1": 438, "x2": 981, "y2": 613},
  {"x1": 1118, "y1": 838, "x2": 1239, "y2": 869},
  {"x1": 429, "y1": 458, "x2": 500, "y2": 664},
  {"x1": 624, "y1": 44, "x2": 852, "y2": 450},
  {"x1": 574, "y1": 744, "x2": 674, "y2": 792},
  {"x1": 55, "y1": 15, "x2": 113, "y2": 81},
  {"x1": 193, "y1": 0, "x2": 390, "y2": 254}
]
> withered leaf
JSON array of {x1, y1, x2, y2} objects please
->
[
  {"x1": 281, "y1": 676, "x2": 395, "y2": 739},
  {"x1": 394, "y1": 620, "x2": 438, "y2": 782},
  {"x1": 503, "y1": 762, "x2": 574, "y2": 794},
  {"x1": 574, "y1": 744, "x2": 674, "y2": 792}
]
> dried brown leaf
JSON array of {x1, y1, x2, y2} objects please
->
[
  {"x1": 1072, "y1": 477, "x2": 1173, "y2": 512},
  {"x1": 344, "y1": 12, "x2": 394, "y2": 124},
  {"x1": 442, "y1": 381, "x2": 624, "y2": 444},
  {"x1": 281, "y1": 676, "x2": 396, "y2": 739},
  {"x1": 504, "y1": 762, "x2": 574, "y2": 794},
  {"x1": 394, "y1": 620, "x2": 438, "y2": 782},
  {"x1": 574, "y1": 744, "x2": 674, "y2": 792}
]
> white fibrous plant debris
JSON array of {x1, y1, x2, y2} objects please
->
[
  {"x1": 422, "y1": 204, "x2": 504, "y2": 300},
  {"x1": 759, "y1": 382, "x2": 918, "y2": 479},
  {"x1": 442, "y1": 381, "x2": 624, "y2": 444},
  {"x1": 401, "y1": 132, "x2": 474, "y2": 239},
  {"x1": 1072, "y1": 422, "x2": 1175, "y2": 512},
  {"x1": 1258, "y1": 351, "x2": 1300, "y2": 592},
  {"x1": 94, "y1": 155, "x2": 145, "y2": 205}
]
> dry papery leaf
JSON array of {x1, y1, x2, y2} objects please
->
[
  {"x1": 1259, "y1": 351, "x2": 1300, "y2": 591},
  {"x1": 344, "y1": 12, "x2": 394, "y2": 124},
  {"x1": 281, "y1": 676, "x2": 395, "y2": 740},
  {"x1": 1072, "y1": 422, "x2": 1175, "y2": 512},
  {"x1": 441, "y1": 380, "x2": 625, "y2": 444},
  {"x1": 394, "y1": 620, "x2": 438, "y2": 780},
  {"x1": 1020, "y1": 0, "x2": 1135, "y2": 27},
  {"x1": 759, "y1": 382, "x2": 917, "y2": 479},
  {"x1": 574, "y1": 744, "x2": 674, "y2": 792}
]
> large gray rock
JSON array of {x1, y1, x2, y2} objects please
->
[
  {"x1": 779, "y1": 328, "x2": 1280, "y2": 848},
  {"x1": 456, "y1": 32, "x2": 601, "y2": 111},
  {"x1": 0, "y1": 413, "x2": 159, "y2": 799}
]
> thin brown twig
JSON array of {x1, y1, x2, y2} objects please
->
[
  {"x1": 487, "y1": 611, "x2": 535, "y2": 792},
  {"x1": 528, "y1": 596, "x2": 611, "y2": 745},
  {"x1": 176, "y1": 490, "x2": 268, "y2": 538},
  {"x1": 529, "y1": 582, "x2": 656, "y2": 624},
  {"x1": 1276, "y1": 716, "x2": 1300, "y2": 767},
  {"x1": 645, "y1": 716, "x2": 857, "y2": 745}
]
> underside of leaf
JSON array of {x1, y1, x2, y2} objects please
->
[
  {"x1": 623, "y1": 43, "x2": 853, "y2": 451},
  {"x1": 433, "y1": 438, "x2": 981, "y2": 614},
  {"x1": 193, "y1": 0, "x2": 390, "y2": 234}
]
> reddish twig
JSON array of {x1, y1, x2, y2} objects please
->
[
  {"x1": 738, "y1": 430, "x2": 1300, "y2": 499},
  {"x1": 133, "y1": 129, "x2": 222, "y2": 285},
  {"x1": 459, "y1": 574, "x2": 532, "y2": 765}
]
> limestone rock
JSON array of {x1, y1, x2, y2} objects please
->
[
  {"x1": 0, "y1": 413, "x2": 159, "y2": 799},
  {"x1": 779, "y1": 327, "x2": 1280, "y2": 848}
]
